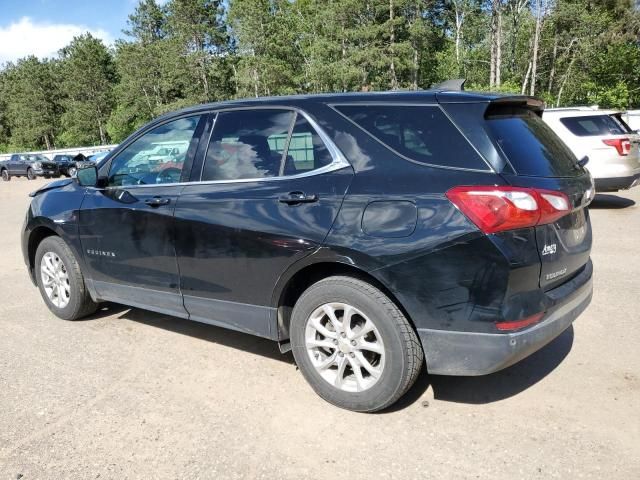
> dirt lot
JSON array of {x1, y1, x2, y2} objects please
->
[{"x1": 0, "y1": 177, "x2": 639, "y2": 479}]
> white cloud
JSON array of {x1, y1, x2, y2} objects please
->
[{"x1": 0, "y1": 17, "x2": 114, "y2": 65}]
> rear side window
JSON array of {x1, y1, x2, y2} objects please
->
[
  {"x1": 486, "y1": 106, "x2": 580, "y2": 177},
  {"x1": 334, "y1": 105, "x2": 488, "y2": 170},
  {"x1": 283, "y1": 116, "x2": 333, "y2": 175},
  {"x1": 560, "y1": 115, "x2": 629, "y2": 137},
  {"x1": 202, "y1": 109, "x2": 293, "y2": 181},
  {"x1": 201, "y1": 109, "x2": 334, "y2": 181}
]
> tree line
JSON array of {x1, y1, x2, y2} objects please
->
[{"x1": 0, "y1": 0, "x2": 639, "y2": 153}]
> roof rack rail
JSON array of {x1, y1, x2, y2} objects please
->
[{"x1": 432, "y1": 79, "x2": 466, "y2": 91}]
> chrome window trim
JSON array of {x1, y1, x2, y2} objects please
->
[
  {"x1": 329, "y1": 102, "x2": 495, "y2": 173},
  {"x1": 105, "y1": 106, "x2": 351, "y2": 191}
]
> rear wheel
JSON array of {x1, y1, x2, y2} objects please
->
[
  {"x1": 35, "y1": 236, "x2": 98, "y2": 320},
  {"x1": 26, "y1": 168, "x2": 36, "y2": 180},
  {"x1": 1, "y1": 169, "x2": 9, "y2": 181},
  {"x1": 290, "y1": 276, "x2": 423, "y2": 412}
]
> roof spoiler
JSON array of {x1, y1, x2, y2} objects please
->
[{"x1": 432, "y1": 79, "x2": 466, "y2": 91}]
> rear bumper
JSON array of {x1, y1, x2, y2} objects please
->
[
  {"x1": 594, "y1": 173, "x2": 640, "y2": 192},
  {"x1": 418, "y1": 260, "x2": 593, "y2": 376}
]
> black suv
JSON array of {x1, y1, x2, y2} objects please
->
[
  {"x1": 2, "y1": 154, "x2": 59, "y2": 180},
  {"x1": 21, "y1": 89, "x2": 594, "y2": 412}
]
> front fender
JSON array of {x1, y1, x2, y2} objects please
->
[{"x1": 22, "y1": 181, "x2": 89, "y2": 289}]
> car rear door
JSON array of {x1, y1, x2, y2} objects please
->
[
  {"x1": 10, "y1": 155, "x2": 27, "y2": 174},
  {"x1": 6, "y1": 155, "x2": 18, "y2": 173},
  {"x1": 78, "y1": 114, "x2": 208, "y2": 317},
  {"x1": 173, "y1": 107, "x2": 353, "y2": 339}
]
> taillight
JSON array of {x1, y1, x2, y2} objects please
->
[
  {"x1": 602, "y1": 138, "x2": 631, "y2": 156},
  {"x1": 446, "y1": 185, "x2": 571, "y2": 234},
  {"x1": 496, "y1": 312, "x2": 545, "y2": 331}
]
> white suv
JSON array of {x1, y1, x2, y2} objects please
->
[{"x1": 543, "y1": 107, "x2": 640, "y2": 192}]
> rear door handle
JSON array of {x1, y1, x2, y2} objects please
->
[
  {"x1": 278, "y1": 192, "x2": 319, "y2": 205},
  {"x1": 145, "y1": 197, "x2": 171, "y2": 207}
]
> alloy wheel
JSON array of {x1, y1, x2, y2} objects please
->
[
  {"x1": 305, "y1": 302, "x2": 385, "y2": 393},
  {"x1": 40, "y1": 252, "x2": 70, "y2": 308}
]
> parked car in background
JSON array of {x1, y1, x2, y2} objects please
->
[
  {"x1": 543, "y1": 107, "x2": 640, "y2": 192},
  {"x1": 22, "y1": 89, "x2": 594, "y2": 412},
  {"x1": 623, "y1": 110, "x2": 640, "y2": 133},
  {"x1": 52, "y1": 154, "x2": 78, "y2": 177},
  {"x1": 87, "y1": 151, "x2": 110, "y2": 164},
  {"x1": 1, "y1": 153, "x2": 59, "y2": 181}
]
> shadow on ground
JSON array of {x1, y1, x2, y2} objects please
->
[
  {"x1": 85, "y1": 303, "x2": 574, "y2": 411},
  {"x1": 385, "y1": 326, "x2": 575, "y2": 411},
  {"x1": 103, "y1": 303, "x2": 294, "y2": 364},
  {"x1": 590, "y1": 194, "x2": 635, "y2": 209}
]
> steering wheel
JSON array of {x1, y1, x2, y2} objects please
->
[{"x1": 156, "y1": 167, "x2": 182, "y2": 184}]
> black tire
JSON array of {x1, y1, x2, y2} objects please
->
[
  {"x1": 290, "y1": 276, "x2": 424, "y2": 412},
  {"x1": 26, "y1": 168, "x2": 36, "y2": 180},
  {"x1": 44, "y1": 175, "x2": 50, "y2": 179},
  {"x1": 1, "y1": 169, "x2": 9, "y2": 181},
  {"x1": 35, "y1": 236, "x2": 98, "y2": 320}
]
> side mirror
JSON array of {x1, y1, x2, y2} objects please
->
[{"x1": 76, "y1": 165, "x2": 98, "y2": 187}]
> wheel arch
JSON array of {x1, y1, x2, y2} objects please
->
[
  {"x1": 274, "y1": 260, "x2": 416, "y2": 341},
  {"x1": 27, "y1": 225, "x2": 59, "y2": 280}
]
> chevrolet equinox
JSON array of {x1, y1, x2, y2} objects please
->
[{"x1": 22, "y1": 88, "x2": 594, "y2": 412}]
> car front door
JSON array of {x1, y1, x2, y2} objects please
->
[
  {"x1": 78, "y1": 114, "x2": 208, "y2": 317},
  {"x1": 173, "y1": 108, "x2": 354, "y2": 339}
]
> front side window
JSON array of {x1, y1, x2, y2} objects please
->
[
  {"x1": 202, "y1": 109, "x2": 294, "y2": 181},
  {"x1": 108, "y1": 115, "x2": 201, "y2": 187},
  {"x1": 334, "y1": 104, "x2": 487, "y2": 170}
]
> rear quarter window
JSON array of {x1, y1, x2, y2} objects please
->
[
  {"x1": 334, "y1": 105, "x2": 488, "y2": 170},
  {"x1": 560, "y1": 115, "x2": 628, "y2": 136}
]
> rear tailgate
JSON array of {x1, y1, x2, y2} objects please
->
[
  {"x1": 500, "y1": 173, "x2": 593, "y2": 289},
  {"x1": 482, "y1": 102, "x2": 594, "y2": 290}
]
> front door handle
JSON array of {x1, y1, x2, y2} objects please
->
[
  {"x1": 145, "y1": 196, "x2": 171, "y2": 207},
  {"x1": 278, "y1": 192, "x2": 319, "y2": 205}
]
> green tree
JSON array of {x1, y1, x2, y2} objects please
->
[
  {"x1": 0, "y1": 57, "x2": 61, "y2": 150},
  {"x1": 166, "y1": 0, "x2": 233, "y2": 102},
  {"x1": 59, "y1": 34, "x2": 117, "y2": 146}
]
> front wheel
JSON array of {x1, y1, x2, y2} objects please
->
[
  {"x1": 35, "y1": 236, "x2": 98, "y2": 320},
  {"x1": 67, "y1": 167, "x2": 77, "y2": 177},
  {"x1": 290, "y1": 276, "x2": 424, "y2": 412},
  {"x1": 26, "y1": 168, "x2": 36, "y2": 180}
]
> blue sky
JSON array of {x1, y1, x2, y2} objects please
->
[{"x1": 0, "y1": 0, "x2": 145, "y2": 64}]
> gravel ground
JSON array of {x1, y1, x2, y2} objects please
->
[{"x1": 1, "y1": 177, "x2": 639, "y2": 479}]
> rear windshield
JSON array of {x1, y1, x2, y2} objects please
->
[
  {"x1": 560, "y1": 114, "x2": 630, "y2": 137},
  {"x1": 485, "y1": 106, "x2": 581, "y2": 177},
  {"x1": 334, "y1": 105, "x2": 488, "y2": 170}
]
